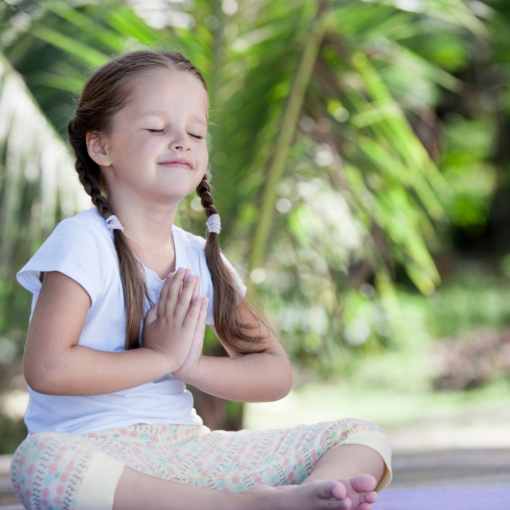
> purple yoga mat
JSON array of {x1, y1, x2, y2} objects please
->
[{"x1": 376, "y1": 488, "x2": 510, "y2": 510}]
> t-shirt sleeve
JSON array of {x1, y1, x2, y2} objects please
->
[{"x1": 16, "y1": 218, "x2": 107, "y2": 308}]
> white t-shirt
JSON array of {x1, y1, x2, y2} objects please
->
[{"x1": 16, "y1": 206, "x2": 246, "y2": 437}]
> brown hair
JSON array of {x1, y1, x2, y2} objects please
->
[{"x1": 67, "y1": 49, "x2": 274, "y2": 353}]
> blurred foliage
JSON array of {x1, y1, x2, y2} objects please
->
[
  {"x1": 0, "y1": 414, "x2": 28, "y2": 454},
  {"x1": 0, "y1": 0, "x2": 163, "y2": 132},
  {"x1": 431, "y1": 327, "x2": 510, "y2": 390},
  {"x1": 441, "y1": 116, "x2": 497, "y2": 229},
  {"x1": 304, "y1": 264, "x2": 510, "y2": 391}
]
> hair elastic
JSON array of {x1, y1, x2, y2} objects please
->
[
  {"x1": 206, "y1": 213, "x2": 221, "y2": 235},
  {"x1": 106, "y1": 215, "x2": 124, "y2": 233}
]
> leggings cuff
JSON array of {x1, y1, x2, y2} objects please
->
[
  {"x1": 75, "y1": 451, "x2": 126, "y2": 510},
  {"x1": 337, "y1": 435, "x2": 393, "y2": 492}
]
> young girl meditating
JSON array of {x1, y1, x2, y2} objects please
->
[{"x1": 9, "y1": 50, "x2": 393, "y2": 510}]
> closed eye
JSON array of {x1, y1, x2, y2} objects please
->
[{"x1": 146, "y1": 129, "x2": 203, "y2": 139}]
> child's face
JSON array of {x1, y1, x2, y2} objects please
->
[{"x1": 101, "y1": 68, "x2": 209, "y2": 206}]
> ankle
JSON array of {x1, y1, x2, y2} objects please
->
[{"x1": 238, "y1": 489, "x2": 273, "y2": 510}]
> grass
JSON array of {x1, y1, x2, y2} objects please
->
[{"x1": 243, "y1": 374, "x2": 510, "y2": 432}]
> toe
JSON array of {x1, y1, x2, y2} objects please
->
[
  {"x1": 331, "y1": 481, "x2": 347, "y2": 500},
  {"x1": 324, "y1": 499, "x2": 351, "y2": 510},
  {"x1": 351, "y1": 474, "x2": 377, "y2": 493},
  {"x1": 335, "y1": 497, "x2": 352, "y2": 509},
  {"x1": 342, "y1": 497, "x2": 352, "y2": 509},
  {"x1": 364, "y1": 491, "x2": 377, "y2": 504}
]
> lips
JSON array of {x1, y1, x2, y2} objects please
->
[{"x1": 159, "y1": 158, "x2": 193, "y2": 169}]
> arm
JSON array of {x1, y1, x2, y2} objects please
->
[
  {"x1": 24, "y1": 271, "x2": 172, "y2": 396},
  {"x1": 177, "y1": 301, "x2": 293, "y2": 402}
]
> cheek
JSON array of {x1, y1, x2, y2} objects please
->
[
  {"x1": 196, "y1": 151, "x2": 208, "y2": 180},
  {"x1": 114, "y1": 136, "x2": 156, "y2": 170},
  {"x1": 196, "y1": 146, "x2": 208, "y2": 167}
]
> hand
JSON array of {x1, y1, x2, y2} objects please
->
[
  {"x1": 143, "y1": 269, "x2": 208, "y2": 375},
  {"x1": 171, "y1": 286, "x2": 208, "y2": 381},
  {"x1": 142, "y1": 267, "x2": 207, "y2": 373},
  {"x1": 144, "y1": 269, "x2": 201, "y2": 328}
]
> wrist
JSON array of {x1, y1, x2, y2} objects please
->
[
  {"x1": 173, "y1": 355, "x2": 205, "y2": 384},
  {"x1": 142, "y1": 346, "x2": 177, "y2": 375}
]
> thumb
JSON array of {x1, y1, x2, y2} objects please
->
[{"x1": 144, "y1": 299, "x2": 159, "y2": 326}]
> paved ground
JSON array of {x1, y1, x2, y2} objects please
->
[{"x1": 386, "y1": 448, "x2": 510, "y2": 492}]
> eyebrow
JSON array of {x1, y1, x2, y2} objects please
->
[{"x1": 139, "y1": 110, "x2": 207, "y2": 125}]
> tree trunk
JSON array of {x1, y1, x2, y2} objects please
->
[
  {"x1": 187, "y1": 386, "x2": 244, "y2": 431},
  {"x1": 186, "y1": 343, "x2": 244, "y2": 431}
]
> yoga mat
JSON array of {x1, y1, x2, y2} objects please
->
[{"x1": 377, "y1": 488, "x2": 510, "y2": 510}]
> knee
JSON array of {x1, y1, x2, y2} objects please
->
[
  {"x1": 11, "y1": 431, "x2": 80, "y2": 467},
  {"x1": 10, "y1": 432, "x2": 62, "y2": 485},
  {"x1": 9, "y1": 431, "x2": 92, "y2": 507}
]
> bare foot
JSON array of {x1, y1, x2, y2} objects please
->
[
  {"x1": 245, "y1": 473, "x2": 378, "y2": 510},
  {"x1": 334, "y1": 474, "x2": 378, "y2": 510},
  {"x1": 244, "y1": 479, "x2": 352, "y2": 509}
]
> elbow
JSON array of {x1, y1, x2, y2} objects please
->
[
  {"x1": 280, "y1": 371, "x2": 294, "y2": 400},
  {"x1": 24, "y1": 369, "x2": 47, "y2": 394},
  {"x1": 269, "y1": 362, "x2": 293, "y2": 402},
  {"x1": 24, "y1": 359, "x2": 58, "y2": 395},
  {"x1": 283, "y1": 353, "x2": 294, "y2": 395},
  {"x1": 25, "y1": 369, "x2": 50, "y2": 394}
]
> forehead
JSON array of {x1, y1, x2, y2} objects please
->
[{"x1": 122, "y1": 68, "x2": 208, "y2": 120}]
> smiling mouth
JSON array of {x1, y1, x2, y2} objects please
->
[{"x1": 159, "y1": 162, "x2": 193, "y2": 170}]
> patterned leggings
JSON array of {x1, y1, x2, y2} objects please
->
[{"x1": 9, "y1": 417, "x2": 393, "y2": 510}]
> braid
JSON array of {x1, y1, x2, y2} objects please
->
[
  {"x1": 67, "y1": 117, "x2": 152, "y2": 350},
  {"x1": 195, "y1": 173, "x2": 273, "y2": 351},
  {"x1": 68, "y1": 118, "x2": 110, "y2": 216},
  {"x1": 196, "y1": 175, "x2": 217, "y2": 219},
  {"x1": 76, "y1": 165, "x2": 110, "y2": 218}
]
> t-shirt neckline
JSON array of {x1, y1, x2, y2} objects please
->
[
  {"x1": 139, "y1": 224, "x2": 180, "y2": 285},
  {"x1": 96, "y1": 206, "x2": 180, "y2": 286}
]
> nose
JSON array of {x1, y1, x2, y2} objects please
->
[{"x1": 168, "y1": 127, "x2": 192, "y2": 151}]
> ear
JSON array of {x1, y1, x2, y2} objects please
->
[{"x1": 86, "y1": 131, "x2": 112, "y2": 168}]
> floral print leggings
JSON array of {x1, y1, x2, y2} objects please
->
[{"x1": 9, "y1": 417, "x2": 393, "y2": 510}]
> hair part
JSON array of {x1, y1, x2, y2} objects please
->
[{"x1": 67, "y1": 49, "x2": 274, "y2": 353}]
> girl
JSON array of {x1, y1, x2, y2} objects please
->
[{"x1": 9, "y1": 50, "x2": 393, "y2": 510}]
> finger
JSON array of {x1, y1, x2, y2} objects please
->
[
  {"x1": 183, "y1": 294, "x2": 203, "y2": 328},
  {"x1": 144, "y1": 301, "x2": 158, "y2": 325},
  {"x1": 198, "y1": 296, "x2": 208, "y2": 323},
  {"x1": 157, "y1": 274, "x2": 174, "y2": 318},
  {"x1": 182, "y1": 268, "x2": 192, "y2": 296},
  {"x1": 175, "y1": 269, "x2": 189, "y2": 298},
  {"x1": 174, "y1": 272, "x2": 197, "y2": 324},
  {"x1": 194, "y1": 297, "x2": 209, "y2": 335},
  {"x1": 191, "y1": 296, "x2": 208, "y2": 333},
  {"x1": 192, "y1": 275, "x2": 201, "y2": 301},
  {"x1": 165, "y1": 267, "x2": 187, "y2": 318}
]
